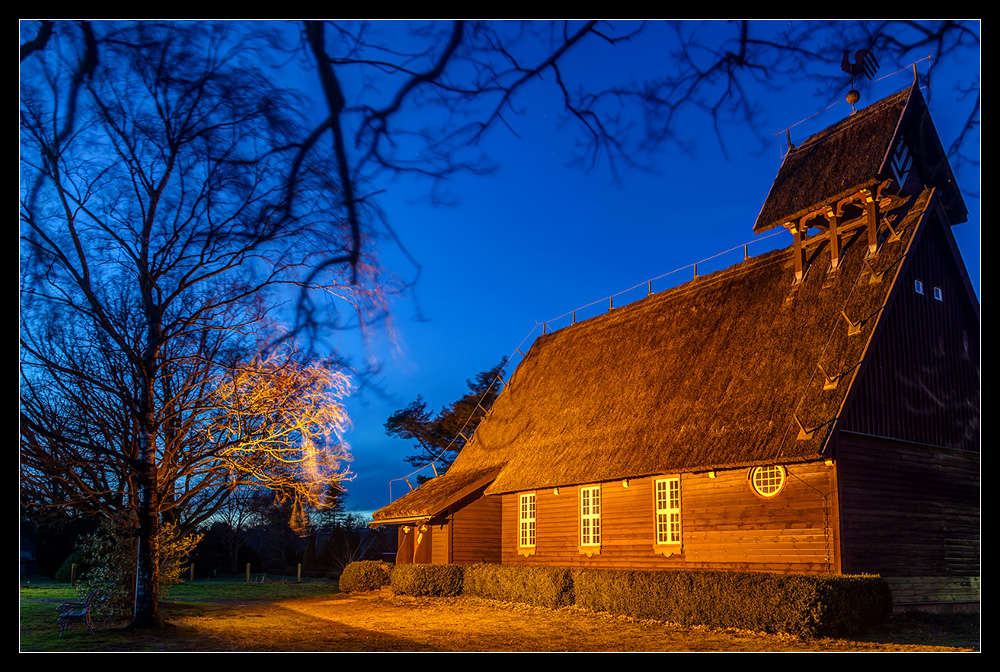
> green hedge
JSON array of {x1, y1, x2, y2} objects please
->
[
  {"x1": 390, "y1": 563, "x2": 463, "y2": 597},
  {"x1": 463, "y1": 564, "x2": 574, "y2": 609},
  {"x1": 338, "y1": 561, "x2": 394, "y2": 593},
  {"x1": 572, "y1": 568, "x2": 892, "y2": 636}
]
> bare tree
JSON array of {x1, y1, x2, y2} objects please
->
[
  {"x1": 20, "y1": 22, "x2": 370, "y2": 627},
  {"x1": 210, "y1": 485, "x2": 268, "y2": 574},
  {"x1": 296, "y1": 20, "x2": 978, "y2": 203}
]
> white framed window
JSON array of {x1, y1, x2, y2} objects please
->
[
  {"x1": 518, "y1": 493, "x2": 536, "y2": 548},
  {"x1": 654, "y1": 477, "x2": 682, "y2": 546},
  {"x1": 934, "y1": 286, "x2": 943, "y2": 301},
  {"x1": 750, "y1": 465, "x2": 786, "y2": 498},
  {"x1": 915, "y1": 279, "x2": 925, "y2": 295},
  {"x1": 579, "y1": 485, "x2": 601, "y2": 547}
]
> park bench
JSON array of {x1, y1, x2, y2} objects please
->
[{"x1": 56, "y1": 591, "x2": 98, "y2": 637}]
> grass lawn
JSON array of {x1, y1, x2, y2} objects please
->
[{"x1": 19, "y1": 578, "x2": 979, "y2": 652}]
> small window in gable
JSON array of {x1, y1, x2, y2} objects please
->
[
  {"x1": 934, "y1": 286, "x2": 943, "y2": 301},
  {"x1": 750, "y1": 465, "x2": 786, "y2": 498},
  {"x1": 915, "y1": 279, "x2": 925, "y2": 295}
]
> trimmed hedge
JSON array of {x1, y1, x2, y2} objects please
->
[
  {"x1": 390, "y1": 563, "x2": 464, "y2": 597},
  {"x1": 357, "y1": 562, "x2": 891, "y2": 636},
  {"x1": 338, "y1": 560, "x2": 394, "y2": 593},
  {"x1": 463, "y1": 564, "x2": 574, "y2": 609},
  {"x1": 572, "y1": 568, "x2": 892, "y2": 636}
]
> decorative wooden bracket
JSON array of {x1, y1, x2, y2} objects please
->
[
  {"x1": 817, "y1": 363, "x2": 841, "y2": 390},
  {"x1": 883, "y1": 213, "x2": 904, "y2": 243},
  {"x1": 875, "y1": 179, "x2": 894, "y2": 202},
  {"x1": 795, "y1": 414, "x2": 817, "y2": 440},
  {"x1": 822, "y1": 207, "x2": 843, "y2": 270},
  {"x1": 841, "y1": 311, "x2": 862, "y2": 336},
  {"x1": 865, "y1": 258, "x2": 886, "y2": 284},
  {"x1": 787, "y1": 220, "x2": 809, "y2": 283},
  {"x1": 653, "y1": 545, "x2": 679, "y2": 558},
  {"x1": 861, "y1": 189, "x2": 879, "y2": 256}
]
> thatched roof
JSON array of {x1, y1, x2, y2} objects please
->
[
  {"x1": 372, "y1": 466, "x2": 500, "y2": 524},
  {"x1": 373, "y1": 185, "x2": 937, "y2": 523},
  {"x1": 754, "y1": 84, "x2": 966, "y2": 233}
]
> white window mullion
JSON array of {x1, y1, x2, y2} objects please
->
[
  {"x1": 580, "y1": 485, "x2": 601, "y2": 547},
  {"x1": 655, "y1": 476, "x2": 681, "y2": 546},
  {"x1": 519, "y1": 493, "x2": 536, "y2": 548}
]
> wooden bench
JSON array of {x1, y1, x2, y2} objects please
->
[{"x1": 56, "y1": 591, "x2": 98, "y2": 637}]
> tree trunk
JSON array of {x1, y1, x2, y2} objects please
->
[
  {"x1": 131, "y1": 427, "x2": 163, "y2": 628},
  {"x1": 131, "y1": 307, "x2": 164, "y2": 628}
]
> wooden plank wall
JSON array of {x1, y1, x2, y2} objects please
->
[
  {"x1": 414, "y1": 484, "x2": 503, "y2": 565},
  {"x1": 430, "y1": 522, "x2": 449, "y2": 565},
  {"x1": 451, "y1": 494, "x2": 502, "y2": 564},
  {"x1": 842, "y1": 216, "x2": 980, "y2": 452},
  {"x1": 836, "y1": 432, "x2": 980, "y2": 604},
  {"x1": 500, "y1": 462, "x2": 838, "y2": 574}
]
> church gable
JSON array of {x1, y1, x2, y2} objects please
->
[
  {"x1": 755, "y1": 84, "x2": 966, "y2": 237},
  {"x1": 839, "y1": 208, "x2": 980, "y2": 451}
]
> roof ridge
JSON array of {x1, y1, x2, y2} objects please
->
[
  {"x1": 790, "y1": 86, "x2": 912, "y2": 154},
  {"x1": 545, "y1": 243, "x2": 793, "y2": 337}
]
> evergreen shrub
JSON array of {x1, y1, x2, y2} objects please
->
[
  {"x1": 390, "y1": 563, "x2": 463, "y2": 597},
  {"x1": 338, "y1": 560, "x2": 394, "y2": 593},
  {"x1": 76, "y1": 520, "x2": 201, "y2": 620},
  {"x1": 462, "y1": 564, "x2": 574, "y2": 608}
]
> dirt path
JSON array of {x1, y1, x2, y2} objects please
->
[{"x1": 159, "y1": 592, "x2": 977, "y2": 652}]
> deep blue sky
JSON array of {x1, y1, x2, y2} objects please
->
[{"x1": 309, "y1": 21, "x2": 981, "y2": 515}]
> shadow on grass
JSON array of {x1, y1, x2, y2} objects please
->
[{"x1": 21, "y1": 588, "x2": 435, "y2": 652}]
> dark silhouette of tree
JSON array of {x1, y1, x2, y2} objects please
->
[
  {"x1": 208, "y1": 485, "x2": 273, "y2": 574},
  {"x1": 311, "y1": 482, "x2": 347, "y2": 533},
  {"x1": 385, "y1": 359, "x2": 507, "y2": 482},
  {"x1": 294, "y1": 20, "x2": 977, "y2": 197}
]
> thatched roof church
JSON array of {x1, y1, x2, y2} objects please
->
[{"x1": 373, "y1": 83, "x2": 979, "y2": 608}]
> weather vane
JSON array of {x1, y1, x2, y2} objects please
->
[{"x1": 841, "y1": 48, "x2": 880, "y2": 111}]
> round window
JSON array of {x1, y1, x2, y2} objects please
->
[{"x1": 750, "y1": 465, "x2": 786, "y2": 498}]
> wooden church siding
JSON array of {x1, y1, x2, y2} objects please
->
[
  {"x1": 430, "y1": 520, "x2": 449, "y2": 565},
  {"x1": 841, "y1": 214, "x2": 980, "y2": 451},
  {"x1": 450, "y1": 494, "x2": 502, "y2": 564},
  {"x1": 500, "y1": 464, "x2": 838, "y2": 573},
  {"x1": 681, "y1": 464, "x2": 837, "y2": 574},
  {"x1": 501, "y1": 487, "x2": 582, "y2": 567},
  {"x1": 835, "y1": 432, "x2": 980, "y2": 604}
]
